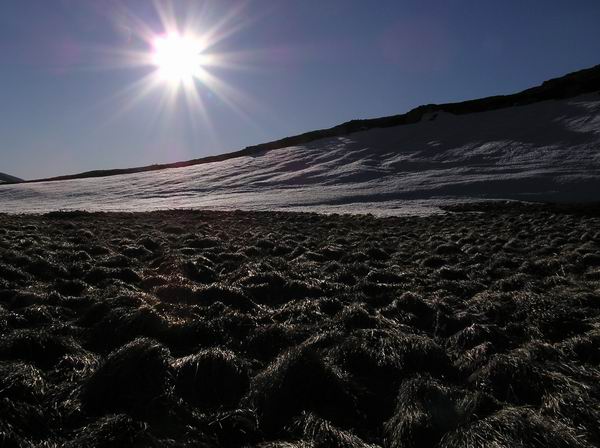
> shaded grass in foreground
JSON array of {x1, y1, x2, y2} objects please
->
[{"x1": 0, "y1": 204, "x2": 599, "y2": 446}]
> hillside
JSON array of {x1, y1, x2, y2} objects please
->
[
  {"x1": 0, "y1": 172, "x2": 23, "y2": 184},
  {"x1": 18, "y1": 63, "x2": 600, "y2": 184},
  {"x1": 0, "y1": 84, "x2": 599, "y2": 214}
]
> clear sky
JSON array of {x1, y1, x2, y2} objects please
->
[{"x1": 1, "y1": 0, "x2": 600, "y2": 180}]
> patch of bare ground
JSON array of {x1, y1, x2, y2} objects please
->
[{"x1": 1, "y1": 203, "x2": 599, "y2": 446}]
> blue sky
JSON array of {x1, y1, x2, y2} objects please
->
[{"x1": 1, "y1": 0, "x2": 600, "y2": 179}]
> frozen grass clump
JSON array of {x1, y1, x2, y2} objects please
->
[
  {"x1": 336, "y1": 304, "x2": 380, "y2": 330},
  {"x1": 0, "y1": 399, "x2": 52, "y2": 445},
  {"x1": 439, "y1": 407, "x2": 587, "y2": 448},
  {"x1": 447, "y1": 323, "x2": 509, "y2": 353},
  {"x1": 384, "y1": 376, "x2": 503, "y2": 448},
  {"x1": 173, "y1": 348, "x2": 249, "y2": 409},
  {"x1": 384, "y1": 375, "x2": 461, "y2": 448},
  {"x1": 331, "y1": 330, "x2": 453, "y2": 423},
  {"x1": 181, "y1": 259, "x2": 216, "y2": 283},
  {"x1": 154, "y1": 283, "x2": 198, "y2": 304},
  {"x1": 0, "y1": 361, "x2": 46, "y2": 403},
  {"x1": 0, "y1": 329, "x2": 80, "y2": 369},
  {"x1": 244, "y1": 323, "x2": 308, "y2": 361},
  {"x1": 64, "y1": 414, "x2": 162, "y2": 448},
  {"x1": 87, "y1": 305, "x2": 168, "y2": 351},
  {"x1": 291, "y1": 412, "x2": 378, "y2": 448},
  {"x1": 81, "y1": 337, "x2": 172, "y2": 416},
  {"x1": 470, "y1": 350, "x2": 546, "y2": 405},
  {"x1": 250, "y1": 345, "x2": 361, "y2": 434},
  {"x1": 196, "y1": 283, "x2": 254, "y2": 311},
  {"x1": 559, "y1": 329, "x2": 600, "y2": 364},
  {"x1": 241, "y1": 270, "x2": 323, "y2": 305}
]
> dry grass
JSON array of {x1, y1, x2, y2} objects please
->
[{"x1": 0, "y1": 204, "x2": 599, "y2": 446}]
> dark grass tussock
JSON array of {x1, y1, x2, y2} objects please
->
[
  {"x1": 63, "y1": 414, "x2": 162, "y2": 448},
  {"x1": 250, "y1": 344, "x2": 362, "y2": 434},
  {"x1": 0, "y1": 361, "x2": 46, "y2": 403},
  {"x1": 0, "y1": 204, "x2": 599, "y2": 446},
  {"x1": 384, "y1": 375, "x2": 462, "y2": 448},
  {"x1": 173, "y1": 348, "x2": 249, "y2": 409},
  {"x1": 81, "y1": 338, "x2": 172, "y2": 416}
]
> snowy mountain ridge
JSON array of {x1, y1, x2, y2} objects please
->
[
  {"x1": 0, "y1": 172, "x2": 23, "y2": 184},
  {"x1": 19, "y1": 64, "x2": 600, "y2": 184},
  {"x1": 0, "y1": 67, "x2": 599, "y2": 215}
]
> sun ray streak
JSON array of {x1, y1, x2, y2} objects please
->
[
  {"x1": 182, "y1": 81, "x2": 219, "y2": 151},
  {"x1": 153, "y1": 0, "x2": 180, "y2": 37},
  {"x1": 91, "y1": 0, "x2": 265, "y2": 154},
  {"x1": 200, "y1": 1, "x2": 249, "y2": 50},
  {"x1": 94, "y1": 72, "x2": 164, "y2": 128}
]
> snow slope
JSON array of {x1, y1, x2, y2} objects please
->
[{"x1": 0, "y1": 92, "x2": 599, "y2": 216}]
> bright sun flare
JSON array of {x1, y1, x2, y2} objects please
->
[
  {"x1": 152, "y1": 33, "x2": 206, "y2": 83},
  {"x1": 103, "y1": 1, "x2": 257, "y2": 133}
]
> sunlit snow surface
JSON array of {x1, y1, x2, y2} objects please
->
[{"x1": 1, "y1": 93, "x2": 599, "y2": 216}]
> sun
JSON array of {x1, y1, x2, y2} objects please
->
[
  {"x1": 152, "y1": 33, "x2": 206, "y2": 83},
  {"x1": 99, "y1": 1, "x2": 262, "y2": 134}
]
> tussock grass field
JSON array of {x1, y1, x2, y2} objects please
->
[{"x1": 1, "y1": 203, "x2": 599, "y2": 447}]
